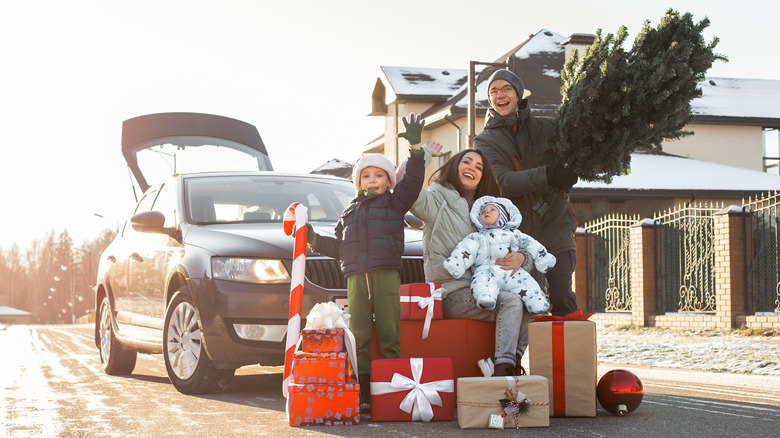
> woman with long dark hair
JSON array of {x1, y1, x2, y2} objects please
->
[{"x1": 405, "y1": 147, "x2": 532, "y2": 376}]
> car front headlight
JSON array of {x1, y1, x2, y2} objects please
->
[{"x1": 211, "y1": 257, "x2": 290, "y2": 284}]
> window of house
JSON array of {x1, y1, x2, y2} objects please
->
[{"x1": 763, "y1": 127, "x2": 779, "y2": 175}]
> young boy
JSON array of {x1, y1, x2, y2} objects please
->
[
  {"x1": 443, "y1": 195, "x2": 556, "y2": 314},
  {"x1": 305, "y1": 114, "x2": 426, "y2": 413}
]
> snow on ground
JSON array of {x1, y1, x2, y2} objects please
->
[
  {"x1": 597, "y1": 326, "x2": 780, "y2": 376},
  {"x1": 0, "y1": 327, "x2": 62, "y2": 437}
]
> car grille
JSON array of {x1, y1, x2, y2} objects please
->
[{"x1": 305, "y1": 257, "x2": 426, "y2": 290}]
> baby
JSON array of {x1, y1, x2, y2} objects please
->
[{"x1": 443, "y1": 196, "x2": 555, "y2": 313}]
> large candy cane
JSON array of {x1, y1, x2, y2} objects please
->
[{"x1": 282, "y1": 202, "x2": 308, "y2": 398}]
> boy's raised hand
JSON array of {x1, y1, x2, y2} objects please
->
[{"x1": 397, "y1": 113, "x2": 425, "y2": 145}]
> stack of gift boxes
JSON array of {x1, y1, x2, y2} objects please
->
[
  {"x1": 287, "y1": 328, "x2": 360, "y2": 426},
  {"x1": 288, "y1": 284, "x2": 599, "y2": 429}
]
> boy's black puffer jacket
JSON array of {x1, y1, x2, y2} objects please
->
[{"x1": 313, "y1": 151, "x2": 424, "y2": 277}]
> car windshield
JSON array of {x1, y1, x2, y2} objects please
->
[{"x1": 185, "y1": 175, "x2": 355, "y2": 224}]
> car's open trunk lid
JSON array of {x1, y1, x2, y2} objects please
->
[{"x1": 122, "y1": 112, "x2": 273, "y2": 192}]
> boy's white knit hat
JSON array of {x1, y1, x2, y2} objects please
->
[{"x1": 352, "y1": 154, "x2": 397, "y2": 191}]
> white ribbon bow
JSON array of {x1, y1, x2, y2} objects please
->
[
  {"x1": 305, "y1": 301, "x2": 350, "y2": 329},
  {"x1": 370, "y1": 358, "x2": 454, "y2": 422},
  {"x1": 303, "y1": 302, "x2": 358, "y2": 378},
  {"x1": 399, "y1": 284, "x2": 442, "y2": 339}
]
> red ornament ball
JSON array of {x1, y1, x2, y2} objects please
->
[{"x1": 597, "y1": 369, "x2": 644, "y2": 416}]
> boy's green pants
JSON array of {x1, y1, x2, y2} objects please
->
[{"x1": 346, "y1": 269, "x2": 401, "y2": 376}]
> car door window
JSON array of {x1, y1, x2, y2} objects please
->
[
  {"x1": 151, "y1": 182, "x2": 177, "y2": 228},
  {"x1": 134, "y1": 187, "x2": 160, "y2": 215}
]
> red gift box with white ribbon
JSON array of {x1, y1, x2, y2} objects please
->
[
  {"x1": 399, "y1": 283, "x2": 443, "y2": 339},
  {"x1": 370, "y1": 357, "x2": 455, "y2": 422}
]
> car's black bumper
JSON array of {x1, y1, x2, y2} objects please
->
[{"x1": 188, "y1": 276, "x2": 345, "y2": 369}]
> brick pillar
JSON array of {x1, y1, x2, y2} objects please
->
[
  {"x1": 574, "y1": 228, "x2": 594, "y2": 312},
  {"x1": 629, "y1": 219, "x2": 659, "y2": 327},
  {"x1": 713, "y1": 206, "x2": 750, "y2": 329}
]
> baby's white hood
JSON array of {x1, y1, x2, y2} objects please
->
[{"x1": 470, "y1": 195, "x2": 522, "y2": 231}]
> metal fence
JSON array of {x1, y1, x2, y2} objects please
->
[
  {"x1": 743, "y1": 191, "x2": 780, "y2": 313},
  {"x1": 653, "y1": 203, "x2": 722, "y2": 313},
  {"x1": 582, "y1": 192, "x2": 780, "y2": 317},
  {"x1": 582, "y1": 214, "x2": 639, "y2": 313}
]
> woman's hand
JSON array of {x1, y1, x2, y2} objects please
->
[
  {"x1": 495, "y1": 251, "x2": 526, "y2": 274},
  {"x1": 423, "y1": 141, "x2": 444, "y2": 157}
]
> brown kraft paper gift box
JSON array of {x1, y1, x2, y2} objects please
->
[
  {"x1": 457, "y1": 376, "x2": 550, "y2": 429},
  {"x1": 528, "y1": 312, "x2": 597, "y2": 417}
]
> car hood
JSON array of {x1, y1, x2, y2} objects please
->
[{"x1": 182, "y1": 222, "x2": 423, "y2": 259}]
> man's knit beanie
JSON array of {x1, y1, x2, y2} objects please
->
[{"x1": 487, "y1": 69, "x2": 527, "y2": 102}]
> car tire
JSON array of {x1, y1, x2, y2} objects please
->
[
  {"x1": 98, "y1": 297, "x2": 138, "y2": 375},
  {"x1": 163, "y1": 286, "x2": 235, "y2": 394}
]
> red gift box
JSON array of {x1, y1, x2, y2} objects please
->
[
  {"x1": 287, "y1": 383, "x2": 360, "y2": 426},
  {"x1": 291, "y1": 352, "x2": 351, "y2": 384},
  {"x1": 400, "y1": 283, "x2": 443, "y2": 320},
  {"x1": 300, "y1": 328, "x2": 345, "y2": 353},
  {"x1": 399, "y1": 283, "x2": 443, "y2": 339},
  {"x1": 370, "y1": 357, "x2": 455, "y2": 422},
  {"x1": 370, "y1": 319, "x2": 495, "y2": 382}
]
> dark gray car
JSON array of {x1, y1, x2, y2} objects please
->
[{"x1": 94, "y1": 113, "x2": 424, "y2": 394}]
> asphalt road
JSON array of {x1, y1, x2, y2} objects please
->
[{"x1": 1, "y1": 324, "x2": 778, "y2": 437}]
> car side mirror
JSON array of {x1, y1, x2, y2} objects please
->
[{"x1": 131, "y1": 211, "x2": 174, "y2": 235}]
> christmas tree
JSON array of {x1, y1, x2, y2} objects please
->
[{"x1": 549, "y1": 9, "x2": 727, "y2": 183}]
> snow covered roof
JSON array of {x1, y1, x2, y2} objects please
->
[
  {"x1": 693, "y1": 77, "x2": 780, "y2": 120},
  {"x1": 380, "y1": 66, "x2": 468, "y2": 98},
  {"x1": 377, "y1": 29, "x2": 780, "y2": 125},
  {"x1": 572, "y1": 151, "x2": 780, "y2": 196},
  {"x1": 310, "y1": 158, "x2": 352, "y2": 178},
  {"x1": 379, "y1": 29, "x2": 567, "y2": 117},
  {"x1": 0, "y1": 306, "x2": 31, "y2": 317}
]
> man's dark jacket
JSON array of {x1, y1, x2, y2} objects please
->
[{"x1": 474, "y1": 103, "x2": 577, "y2": 254}]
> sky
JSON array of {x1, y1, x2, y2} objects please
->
[{"x1": 1, "y1": 0, "x2": 779, "y2": 250}]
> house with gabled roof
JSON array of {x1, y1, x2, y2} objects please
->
[
  {"x1": 366, "y1": 29, "x2": 780, "y2": 221},
  {"x1": 310, "y1": 158, "x2": 353, "y2": 179}
]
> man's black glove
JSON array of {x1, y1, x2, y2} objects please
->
[{"x1": 546, "y1": 165, "x2": 578, "y2": 191}]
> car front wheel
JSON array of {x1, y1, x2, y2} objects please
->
[
  {"x1": 163, "y1": 286, "x2": 234, "y2": 394},
  {"x1": 98, "y1": 297, "x2": 137, "y2": 375}
]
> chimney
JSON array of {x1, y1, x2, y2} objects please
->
[{"x1": 561, "y1": 33, "x2": 595, "y2": 64}]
